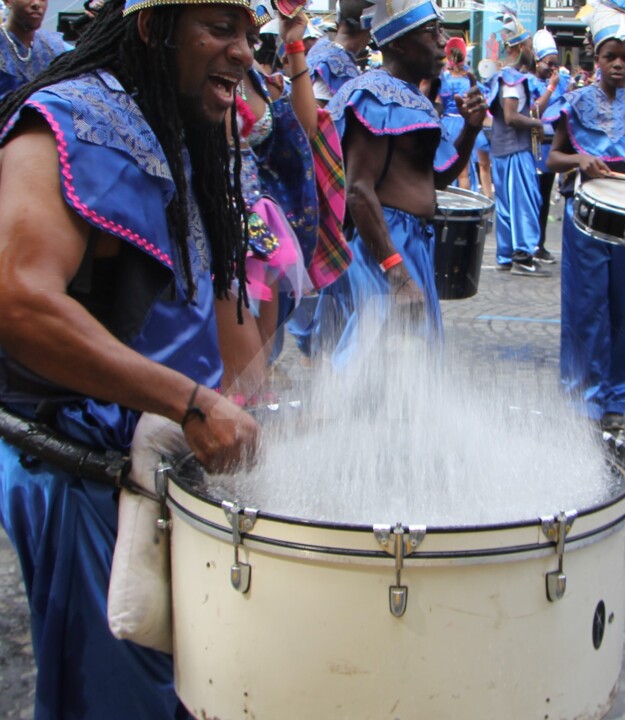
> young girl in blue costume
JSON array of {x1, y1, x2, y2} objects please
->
[
  {"x1": 438, "y1": 36, "x2": 482, "y2": 191},
  {"x1": 547, "y1": 0, "x2": 625, "y2": 434},
  {"x1": 215, "y1": 1, "x2": 350, "y2": 404}
]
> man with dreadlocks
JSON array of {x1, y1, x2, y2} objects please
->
[{"x1": 0, "y1": 0, "x2": 260, "y2": 716}]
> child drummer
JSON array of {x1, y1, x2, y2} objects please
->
[{"x1": 547, "y1": 0, "x2": 625, "y2": 442}]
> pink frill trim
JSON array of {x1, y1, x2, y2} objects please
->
[{"x1": 24, "y1": 100, "x2": 173, "y2": 268}]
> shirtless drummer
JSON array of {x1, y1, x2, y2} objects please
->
[{"x1": 320, "y1": 0, "x2": 486, "y2": 355}]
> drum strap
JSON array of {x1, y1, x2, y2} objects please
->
[
  {"x1": 0, "y1": 404, "x2": 135, "y2": 489},
  {"x1": 374, "y1": 136, "x2": 395, "y2": 192}
]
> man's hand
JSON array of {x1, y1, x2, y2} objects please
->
[
  {"x1": 182, "y1": 387, "x2": 260, "y2": 475},
  {"x1": 279, "y1": 9, "x2": 308, "y2": 45},
  {"x1": 455, "y1": 73, "x2": 487, "y2": 129},
  {"x1": 386, "y1": 264, "x2": 425, "y2": 323}
]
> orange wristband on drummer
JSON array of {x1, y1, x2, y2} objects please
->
[
  {"x1": 379, "y1": 253, "x2": 403, "y2": 272},
  {"x1": 284, "y1": 40, "x2": 305, "y2": 55}
]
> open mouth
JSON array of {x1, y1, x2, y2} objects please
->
[{"x1": 207, "y1": 74, "x2": 240, "y2": 105}]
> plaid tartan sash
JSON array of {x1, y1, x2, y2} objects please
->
[{"x1": 308, "y1": 108, "x2": 352, "y2": 289}]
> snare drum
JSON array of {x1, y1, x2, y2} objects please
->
[
  {"x1": 574, "y1": 179, "x2": 625, "y2": 245},
  {"x1": 167, "y1": 456, "x2": 625, "y2": 720},
  {"x1": 433, "y1": 187, "x2": 494, "y2": 300}
]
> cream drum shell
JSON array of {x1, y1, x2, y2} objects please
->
[{"x1": 168, "y1": 478, "x2": 625, "y2": 720}]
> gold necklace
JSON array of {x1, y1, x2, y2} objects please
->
[{"x1": 2, "y1": 25, "x2": 32, "y2": 62}]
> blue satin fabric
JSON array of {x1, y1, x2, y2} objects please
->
[
  {"x1": 0, "y1": 441, "x2": 190, "y2": 720},
  {"x1": 0, "y1": 29, "x2": 70, "y2": 99},
  {"x1": 324, "y1": 207, "x2": 443, "y2": 366},
  {"x1": 306, "y1": 37, "x2": 360, "y2": 96},
  {"x1": 491, "y1": 151, "x2": 541, "y2": 263},
  {"x1": 561, "y1": 200, "x2": 625, "y2": 418},
  {"x1": 0, "y1": 71, "x2": 223, "y2": 719}
]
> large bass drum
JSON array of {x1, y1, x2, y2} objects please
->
[
  {"x1": 167, "y1": 456, "x2": 625, "y2": 720},
  {"x1": 433, "y1": 187, "x2": 494, "y2": 300},
  {"x1": 574, "y1": 178, "x2": 625, "y2": 245}
]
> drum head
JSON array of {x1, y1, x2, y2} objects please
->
[
  {"x1": 435, "y1": 187, "x2": 494, "y2": 215},
  {"x1": 578, "y1": 179, "x2": 625, "y2": 214}
]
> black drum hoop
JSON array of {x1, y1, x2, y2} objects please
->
[{"x1": 574, "y1": 191, "x2": 625, "y2": 246}]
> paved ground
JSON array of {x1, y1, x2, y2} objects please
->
[{"x1": 2, "y1": 198, "x2": 625, "y2": 718}]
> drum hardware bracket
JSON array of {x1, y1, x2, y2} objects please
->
[
  {"x1": 222, "y1": 501, "x2": 258, "y2": 594},
  {"x1": 155, "y1": 461, "x2": 172, "y2": 532},
  {"x1": 374, "y1": 523, "x2": 426, "y2": 617},
  {"x1": 541, "y1": 510, "x2": 577, "y2": 602}
]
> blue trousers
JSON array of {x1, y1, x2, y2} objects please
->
[
  {"x1": 319, "y1": 206, "x2": 443, "y2": 365},
  {"x1": 491, "y1": 150, "x2": 541, "y2": 264},
  {"x1": 0, "y1": 440, "x2": 191, "y2": 720},
  {"x1": 560, "y1": 199, "x2": 625, "y2": 419}
]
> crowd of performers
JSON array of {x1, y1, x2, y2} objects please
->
[{"x1": 0, "y1": 0, "x2": 622, "y2": 716}]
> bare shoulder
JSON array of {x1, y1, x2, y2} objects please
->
[
  {"x1": 0, "y1": 110, "x2": 62, "y2": 187},
  {"x1": 0, "y1": 111, "x2": 91, "y2": 289}
]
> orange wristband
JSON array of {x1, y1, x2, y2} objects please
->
[
  {"x1": 380, "y1": 253, "x2": 403, "y2": 272},
  {"x1": 284, "y1": 40, "x2": 305, "y2": 55}
]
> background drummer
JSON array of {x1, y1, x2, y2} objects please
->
[
  {"x1": 315, "y1": 0, "x2": 486, "y2": 360},
  {"x1": 546, "y1": 0, "x2": 625, "y2": 438}
]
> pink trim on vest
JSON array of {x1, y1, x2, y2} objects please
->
[
  {"x1": 351, "y1": 106, "x2": 439, "y2": 136},
  {"x1": 25, "y1": 100, "x2": 174, "y2": 268}
]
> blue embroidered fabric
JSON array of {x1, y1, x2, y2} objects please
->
[
  {"x1": 0, "y1": 29, "x2": 69, "y2": 99},
  {"x1": 306, "y1": 37, "x2": 360, "y2": 96},
  {"x1": 561, "y1": 83, "x2": 625, "y2": 155}
]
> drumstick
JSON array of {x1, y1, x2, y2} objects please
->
[{"x1": 607, "y1": 171, "x2": 625, "y2": 181}]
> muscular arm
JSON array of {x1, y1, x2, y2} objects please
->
[
  {"x1": 0, "y1": 117, "x2": 259, "y2": 472},
  {"x1": 344, "y1": 117, "x2": 425, "y2": 311}
]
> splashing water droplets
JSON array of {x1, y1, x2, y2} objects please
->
[{"x1": 205, "y1": 308, "x2": 613, "y2": 527}]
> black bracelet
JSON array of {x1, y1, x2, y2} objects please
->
[
  {"x1": 290, "y1": 68, "x2": 309, "y2": 82},
  {"x1": 181, "y1": 383, "x2": 207, "y2": 429}
]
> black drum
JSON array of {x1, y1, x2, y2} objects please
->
[
  {"x1": 433, "y1": 187, "x2": 494, "y2": 300},
  {"x1": 574, "y1": 179, "x2": 625, "y2": 245}
]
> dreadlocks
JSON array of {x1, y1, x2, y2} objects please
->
[{"x1": 0, "y1": 0, "x2": 249, "y2": 316}]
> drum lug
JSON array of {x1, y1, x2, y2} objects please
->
[
  {"x1": 374, "y1": 523, "x2": 426, "y2": 617},
  {"x1": 222, "y1": 501, "x2": 258, "y2": 594},
  {"x1": 541, "y1": 510, "x2": 577, "y2": 602},
  {"x1": 155, "y1": 462, "x2": 172, "y2": 533}
]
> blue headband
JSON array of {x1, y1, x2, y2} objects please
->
[{"x1": 372, "y1": 0, "x2": 441, "y2": 46}]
